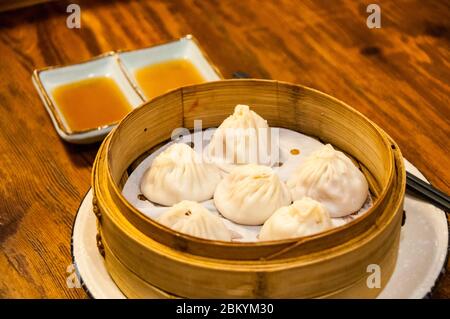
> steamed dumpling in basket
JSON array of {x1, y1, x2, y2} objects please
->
[
  {"x1": 259, "y1": 197, "x2": 332, "y2": 241},
  {"x1": 214, "y1": 164, "x2": 291, "y2": 226},
  {"x1": 287, "y1": 144, "x2": 369, "y2": 217},
  {"x1": 206, "y1": 104, "x2": 277, "y2": 172},
  {"x1": 141, "y1": 143, "x2": 222, "y2": 206},
  {"x1": 158, "y1": 201, "x2": 232, "y2": 241}
]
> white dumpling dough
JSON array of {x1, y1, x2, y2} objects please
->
[
  {"x1": 286, "y1": 144, "x2": 369, "y2": 217},
  {"x1": 207, "y1": 104, "x2": 273, "y2": 171},
  {"x1": 140, "y1": 143, "x2": 222, "y2": 206},
  {"x1": 214, "y1": 164, "x2": 291, "y2": 225},
  {"x1": 157, "y1": 201, "x2": 231, "y2": 241},
  {"x1": 259, "y1": 197, "x2": 332, "y2": 241}
]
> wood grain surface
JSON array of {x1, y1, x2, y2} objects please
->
[
  {"x1": 0, "y1": 0, "x2": 448, "y2": 298},
  {"x1": 0, "y1": 0, "x2": 53, "y2": 12}
]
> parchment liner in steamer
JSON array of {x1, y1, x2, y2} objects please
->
[{"x1": 122, "y1": 128, "x2": 373, "y2": 242}]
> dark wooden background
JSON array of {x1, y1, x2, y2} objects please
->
[{"x1": 0, "y1": 0, "x2": 448, "y2": 298}]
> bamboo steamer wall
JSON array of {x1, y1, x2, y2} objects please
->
[{"x1": 92, "y1": 79, "x2": 406, "y2": 298}]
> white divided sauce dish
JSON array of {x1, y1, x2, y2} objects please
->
[{"x1": 32, "y1": 35, "x2": 222, "y2": 144}]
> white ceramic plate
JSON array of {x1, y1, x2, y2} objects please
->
[
  {"x1": 33, "y1": 53, "x2": 144, "y2": 144},
  {"x1": 71, "y1": 159, "x2": 448, "y2": 299},
  {"x1": 118, "y1": 35, "x2": 223, "y2": 100}
]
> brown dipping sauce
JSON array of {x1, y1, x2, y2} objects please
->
[
  {"x1": 52, "y1": 77, "x2": 132, "y2": 132},
  {"x1": 135, "y1": 59, "x2": 205, "y2": 99}
]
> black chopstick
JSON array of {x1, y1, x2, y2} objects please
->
[
  {"x1": 232, "y1": 71, "x2": 251, "y2": 79},
  {"x1": 406, "y1": 171, "x2": 450, "y2": 212},
  {"x1": 407, "y1": 171, "x2": 449, "y2": 201}
]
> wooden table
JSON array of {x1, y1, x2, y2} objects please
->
[{"x1": 0, "y1": 0, "x2": 448, "y2": 299}]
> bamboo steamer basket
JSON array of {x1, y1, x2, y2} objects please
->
[{"x1": 92, "y1": 79, "x2": 406, "y2": 298}]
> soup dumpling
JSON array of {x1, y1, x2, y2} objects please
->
[
  {"x1": 158, "y1": 201, "x2": 231, "y2": 241},
  {"x1": 214, "y1": 164, "x2": 291, "y2": 225},
  {"x1": 287, "y1": 144, "x2": 368, "y2": 217},
  {"x1": 207, "y1": 104, "x2": 273, "y2": 171},
  {"x1": 141, "y1": 143, "x2": 222, "y2": 206},
  {"x1": 259, "y1": 197, "x2": 332, "y2": 241}
]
